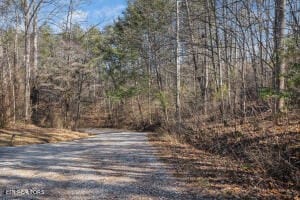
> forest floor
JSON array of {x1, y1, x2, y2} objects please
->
[
  {"x1": 148, "y1": 117, "x2": 300, "y2": 199},
  {"x1": 0, "y1": 123, "x2": 91, "y2": 147}
]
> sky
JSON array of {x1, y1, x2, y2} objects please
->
[
  {"x1": 74, "y1": 0, "x2": 128, "y2": 29},
  {"x1": 37, "y1": 0, "x2": 128, "y2": 32}
]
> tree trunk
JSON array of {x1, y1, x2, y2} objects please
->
[
  {"x1": 13, "y1": 10, "x2": 19, "y2": 124},
  {"x1": 32, "y1": 3, "x2": 39, "y2": 123},
  {"x1": 24, "y1": 0, "x2": 31, "y2": 123},
  {"x1": 176, "y1": 0, "x2": 181, "y2": 124},
  {"x1": 274, "y1": 0, "x2": 286, "y2": 113},
  {"x1": 32, "y1": 3, "x2": 38, "y2": 84}
]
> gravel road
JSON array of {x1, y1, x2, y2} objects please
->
[{"x1": 0, "y1": 129, "x2": 201, "y2": 200}]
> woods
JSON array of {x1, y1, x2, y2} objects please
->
[
  {"x1": 0, "y1": 0, "x2": 299, "y2": 197},
  {"x1": 0, "y1": 0, "x2": 299, "y2": 128}
]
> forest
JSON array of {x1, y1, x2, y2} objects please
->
[{"x1": 0, "y1": 0, "x2": 299, "y2": 199}]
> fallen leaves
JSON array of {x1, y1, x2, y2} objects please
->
[
  {"x1": 0, "y1": 123, "x2": 90, "y2": 147},
  {"x1": 148, "y1": 119, "x2": 300, "y2": 199}
]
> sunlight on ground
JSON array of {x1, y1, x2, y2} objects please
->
[{"x1": 0, "y1": 123, "x2": 90, "y2": 147}]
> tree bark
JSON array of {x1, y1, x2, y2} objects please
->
[
  {"x1": 23, "y1": 0, "x2": 31, "y2": 123},
  {"x1": 176, "y1": 0, "x2": 181, "y2": 124},
  {"x1": 274, "y1": 0, "x2": 286, "y2": 113}
]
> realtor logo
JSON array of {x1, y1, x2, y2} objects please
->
[{"x1": 3, "y1": 189, "x2": 45, "y2": 196}]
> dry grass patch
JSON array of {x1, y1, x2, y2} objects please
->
[{"x1": 0, "y1": 123, "x2": 91, "y2": 147}]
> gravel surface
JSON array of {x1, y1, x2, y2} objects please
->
[{"x1": 0, "y1": 129, "x2": 201, "y2": 199}]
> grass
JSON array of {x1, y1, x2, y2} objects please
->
[{"x1": 0, "y1": 123, "x2": 91, "y2": 147}]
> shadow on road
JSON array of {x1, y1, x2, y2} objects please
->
[{"x1": 0, "y1": 130, "x2": 203, "y2": 199}]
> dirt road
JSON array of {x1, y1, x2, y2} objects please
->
[{"x1": 0, "y1": 129, "x2": 201, "y2": 199}]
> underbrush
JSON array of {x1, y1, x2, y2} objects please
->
[
  {"x1": 184, "y1": 124, "x2": 298, "y2": 185},
  {"x1": 155, "y1": 114, "x2": 300, "y2": 199},
  {"x1": 149, "y1": 130, "x2": 299, "y2": 199}
]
